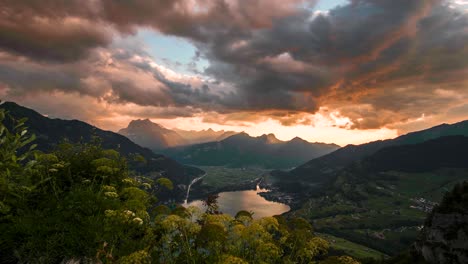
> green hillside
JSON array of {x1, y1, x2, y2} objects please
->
[
  {"x1": 0, "y1": 107, "x2": 357, "y2": 264},
  {"x1": 163, "y1": 133, "x2": 339, "y2": 169},
  {"x1": 288, "y1": 136, "x2": 468, "y2": 255}
]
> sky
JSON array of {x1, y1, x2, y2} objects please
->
[{"x1": 0, "y1": 0, "x2": 467, "y2": 146}]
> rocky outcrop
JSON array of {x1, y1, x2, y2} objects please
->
[
  {"x1": 413, "y1": 182, "x2": 468, "y2": 264},
  {"x1": 119, "y1": 119, "x2": 187, "y2": 150}
]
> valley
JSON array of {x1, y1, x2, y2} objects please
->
[
  {"x1": 187, "y1": 166, "x2": 266, "y2": 200},
  {"x1": 3, "y1": 1, "x2": 468, "y2": 262},
  {"x1": 177, "y1": 134, "x2": 468, "y2": 260},
  {"x1": 1, "y1": 101, "x2": 467, "y2": 263},
  {"x1": 178, "y1": 165, "x2": 468, "y2": 260},
  {"x1": 185, "y1": 187, "x2": 291, "y2": 219},
  {"x1": 162, "y1": 133, "x2": 340, "y2": 169},
  {"x1": 116, "y1": 115, "x2": 468, "y2": 260},
  {"x1": 291, "y1": 168, "x2": 468, "y2": 256},
  {"x1": 0, "y1": 102, "x2": 204, "y2": 202}
]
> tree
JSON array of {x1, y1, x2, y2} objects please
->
[
  {"x1": 203, "y1": 194, "x2": 221, "y2": 215},
  {"x1": 0, "y1": 109, "x2": 357, "y2": 263}
]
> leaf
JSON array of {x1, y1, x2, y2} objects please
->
[
  {"x1": 156, "y1": 178, "x2": 174, "y2": 190},
  {"x1": 14, "y1": 118, "x2": 27, "y2": 129}
]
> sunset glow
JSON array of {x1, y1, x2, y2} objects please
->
[{"x1": 1, "y1": 0, "x2": 467, "y2": 145}]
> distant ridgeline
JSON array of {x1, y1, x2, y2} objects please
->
[
  {"x1": 163, "y1": 132, "x2": 340, "y2": 169},
  {"x1": 271, "y1": 120, "x2": 468, "y2": 258},
  {"x1": 120, "y1": 118, "x2": 341, "y2": 170},
  {"x1": 118, "y1": 118, "x2": 237, "y2": 150},
  {"x1": 0, "y1": 105, "x2": 361, "y2": 264},
  {"x1": 0, "y1": 102, "x2": 204, "y2": 201},
  {"x1": 271, "y1": 119, "x2": 468, "y2": 195}
]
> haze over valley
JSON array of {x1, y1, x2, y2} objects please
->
[{"x1": 118, "y1": 118, "x2": 238, "y2": 149}]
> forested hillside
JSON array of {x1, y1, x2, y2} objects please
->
[
  {"x1": 0, "y1": 102, "x2": 203, "y2": 201},
  {"x1": 0, "y1": 107, "x2": 357, "y2": 263},
  {"x1": 270, "y1": 120, "x2": 468, "y2": 194},
  {"x1": 164, "y1": 132, "x2": 339, "y2": 169},
  {"x1": 288, "y1": 136, "x2": 468, "y2": 256}
]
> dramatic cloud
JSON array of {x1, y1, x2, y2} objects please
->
[
  {"x1": 0, "y1": 0, "x2": 306, "y2": 61},
  {"x1": 198, "y1": 0, "x2": 468, "y2": 127},
  {"x1": 0, "y1": 0, "x2": 467, "y2": 141}
]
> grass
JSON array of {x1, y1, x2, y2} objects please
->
[
  {"x1": 317, "y1": 233, "x2": 386, "y2": 260},
  {"x1": 197, "y1": 166, "x2": 266, "y2": 189},
  {"x1": 296, "y1": 168, "x2": 468, "y2": 255},
  {"x1": 386, "y1": 168, "x2": 468, "y2": 200},
  {"x1": 193, "y1": 167, "x2": 468, "y2": 256}
]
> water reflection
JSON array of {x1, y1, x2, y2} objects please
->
[{"x1": 185, "y1": 186, "x2": 290, "y2": 219}]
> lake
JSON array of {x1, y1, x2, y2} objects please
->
[{"x1": 184, "y1": 186, "x2": 290, "y2": 219}]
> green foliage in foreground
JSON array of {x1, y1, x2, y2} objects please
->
[{"x1": 0, "y1": 110, "x2": 357, "y2": 263}]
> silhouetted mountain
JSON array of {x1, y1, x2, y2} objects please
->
[
  {"x1": 336, "y1": 136, "x2": 468, "y2": 186},
  {"x1": 174, "y1": 128, "x2": 237, "y2": 144},
  {"x1": 163, "y1": 133, "x2": 339, "y2": 169},
  {"x1": 364, "y1": 136, "x2": 468, "y2": 173},
  {"x1": 119, "y1": 119, "x2": 237, "y2": 150},
  {"x1": 0, "y1": 102, "x2": 203, "y2": 200},
  {"x1": 216, "y1": 131, "x2": 239, "y2": 141},
  {"x1": 290, "y1": 136, "x2": 468, "y2": 256},
  {"x1": 325, "y1": 136, "x2": 468, "y2": 208},
  {"x1": 119, "y1": 119, "x2": 187, "y2": 150},
  {"x1": 273, "y1": 120, "x2": 468, "y2": 190}
]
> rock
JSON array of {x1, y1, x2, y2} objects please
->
[{"x1": 413, "y1": 182, "x2": 468, "y2": 264}]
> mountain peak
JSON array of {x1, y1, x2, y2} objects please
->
[
  {"x1": 128, "y1": 119, "x2": 162, "y2": 128},
  {"x1": 290, "y1": 136, "x2": 306, "y2": 143},
  {"x1": 235, "y1": 131, "x2": 250, "y2": 138},
  {"x1": 259, "y1": 133, "x2": 281, "y2": 144},
  {"x1": 1, "y1": 101, "x2": 45, "y2": 118},
  {"x1": 119, "y1": 119, "x2": 187, "y2": 149},
  {"x1": 135, "y1": 118, "x2": 152, "y2": 123}
]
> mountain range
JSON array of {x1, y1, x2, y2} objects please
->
[
  {"x1": 271, "y1": 119, "x2": 468, "y2": 193},
  {"x1": 2, "y1": 101, "x2": 467, "y2": 261},
  {"x1": 259, "y1": 120, "x2": 468, "y2": 256},
  {"x1": 284, "y1": 135, "x2": 468, "y2": 255},
  {"x1": 0, "y1": 102, "x2": 203, "y2": 200},
  {"x1": 118, "y1": 119, "x2": 237, "y2": 150},
  {"x1": 163, "y1": 132, "x2": 340, "y2": 169},
  {"x1": 173, "y1": 127, "x2": 238, "y2": 145}
]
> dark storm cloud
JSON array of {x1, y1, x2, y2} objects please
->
[
  {"x1": 0, "y1": 0, "x2": 304, "y2": 61},
  {"x1": 0, "y1": 0, "x2": 467, "y2": 129},
  {"x1": 0, "y1": 0, "x2": 112, "y2": 62},
  {"x1": 0, "y1": 19, "x2": 111, "y2": 62},
  {"x1": 0, "y1": 53, "x2": 91, "y2": 96},
  {"x1": 197, "y1": 0, "x2": 468, "y2": 126},
  {"x1": 0, "y1": 47, "x2": 236, "y2": 114}
]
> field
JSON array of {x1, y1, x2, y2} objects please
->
[
  {"x1": 317, "y1": 233, "x2": 386, "y2": 260},
  {"x1": 197, "y1": 166, "x2": 266, "y2": 188},
  {"x1": 188, "y1": 166, "x2": 269, "y2": 199},
  {"x1": 190, "y1": 166, "x2": 468, "y2": 256},
  {"x1": 292, "y1": 168, "x2": 468, "y2": 255}
]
